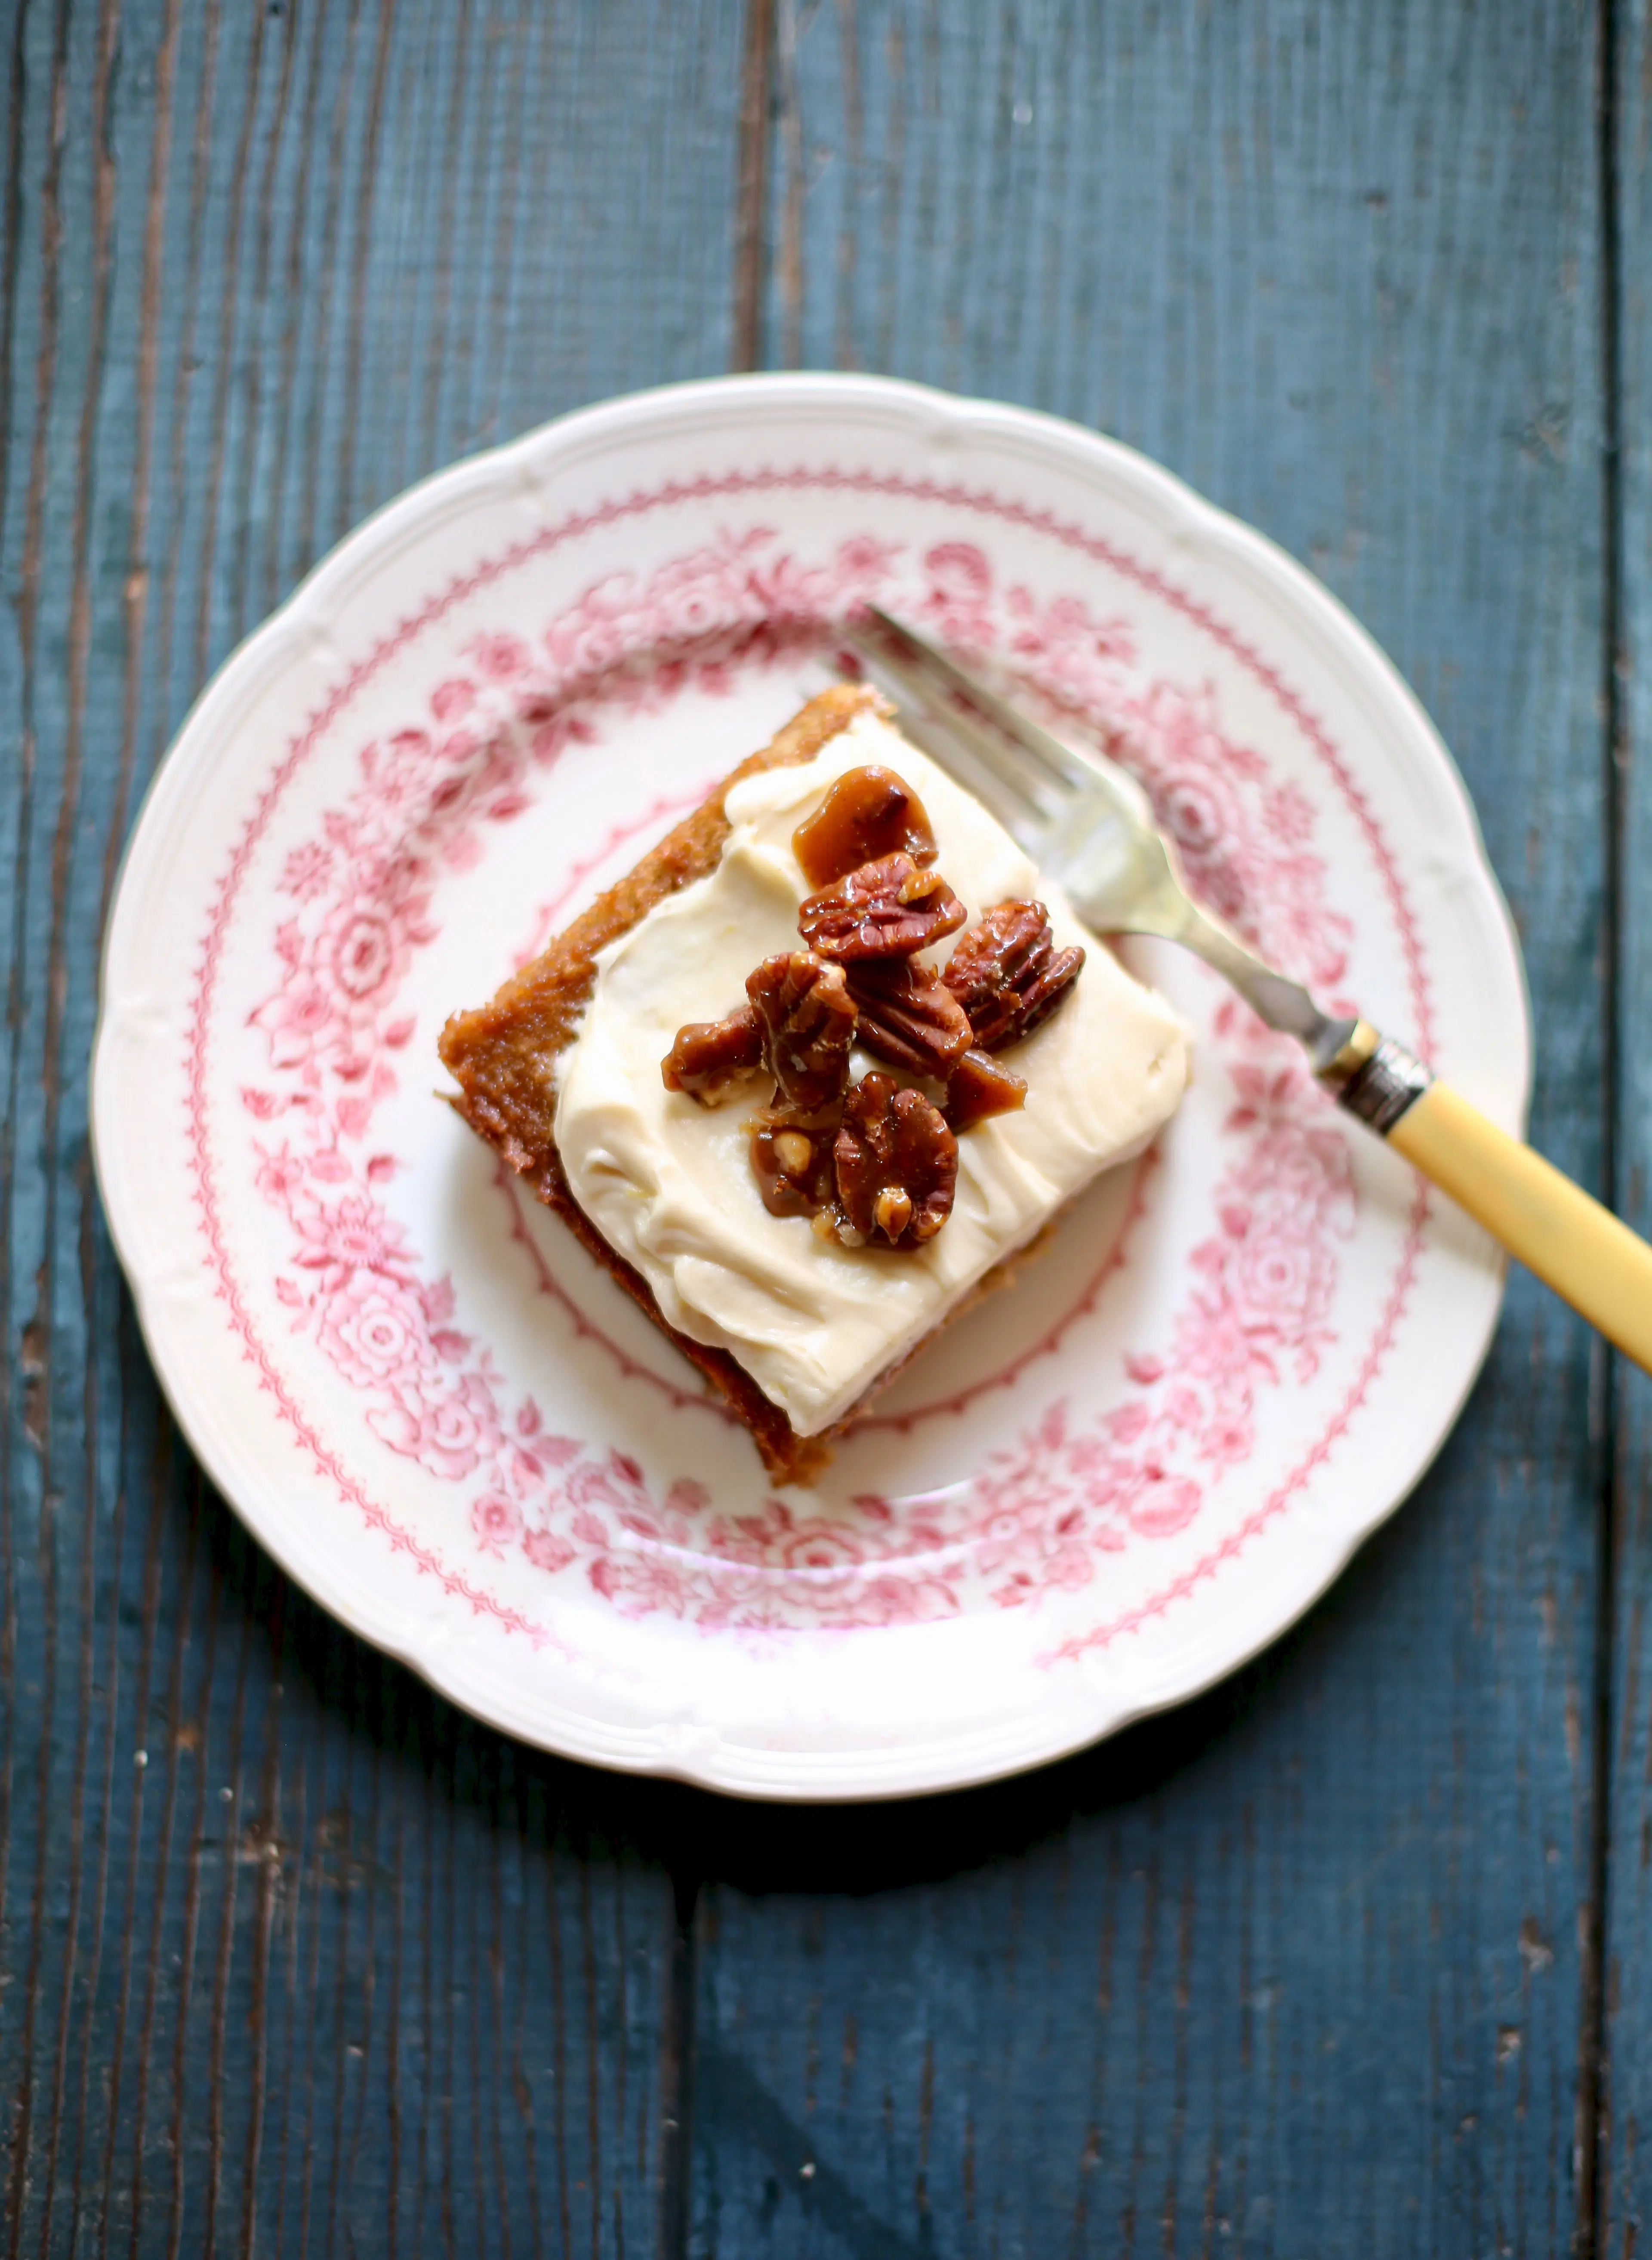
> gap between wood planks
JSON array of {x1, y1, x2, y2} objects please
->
[
  {"x1": 1580, "y1": 2, "x2": 1628, "y2": 2253},
  {"x1": 656, "y1": 6, "x2": 779, "y2": 2245},
  {"x1": 731, "y1": 0, "x2": 777, "y2": 375}
]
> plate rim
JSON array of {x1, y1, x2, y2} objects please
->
[{"x1": 91, "y1": 370, "x2": 1529, "y2": 1800}]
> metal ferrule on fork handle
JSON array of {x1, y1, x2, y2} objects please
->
[{"x1": 1320, "y1": 1020, "x2": 1433, "y2": 1133}]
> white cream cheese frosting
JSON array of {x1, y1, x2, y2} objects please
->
[{"x1": 552, "y1": 708, "x2": 1191, "y2": 1438}]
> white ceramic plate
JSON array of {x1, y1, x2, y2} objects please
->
[{"x1": 92, "y1": 375, "x2": 1526, "y2": 1801}]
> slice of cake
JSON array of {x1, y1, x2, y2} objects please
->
[{"x1": 438, "y1": 684, "x2": 1190, "y2": 1484}]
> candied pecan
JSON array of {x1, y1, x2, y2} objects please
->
[
  {"x1": 798, "y1": 852, "x2": 966, "y2": 964},
  {"x1": 746, "y1": 951, "x2": 858, "y2": 1117},
  {"x1": 943, "y1": 900, "x2": 1085, "y2": 1050},
  {"x1": 750, "y1": 1118, "x2": 838, "y2": 1220},
  {"x1": 833, "y1": 1073, "x2": 957, "y2": 1248},
  {"x1": 792, "y1": 765, "x2": 939, "y2": 886},
  {"x1": 661, "y1": 1003, "x2": 763, "y2": 1103},
  {"x1": 946, "y1": 1046, "x2": 1027, "y2": 1131},
  {"x1": 847, "y1": 961, "x2": 973, "y2": 1077}
]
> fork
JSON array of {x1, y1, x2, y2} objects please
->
[{"x1": 844, "y1": 606, "x2": 1652, "y2": 1378}]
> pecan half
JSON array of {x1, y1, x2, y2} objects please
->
[
  {"x1": 834, "y1": 1073, "x2": 957, "y2": 1248},
  {"x1": 661, "y1": 1003, "x2": 764, "y2": 1103},
  {"x1": 792, "y1": 764, "x2": 939, "y2": 886},
  {"x1": 945, "y1": 1046, "x2": 1027, "y2": 1131},
  {"x1": 798, "y1": 852, "x2": 966, "y2": 964},
  {"x1": 847, "y1": 961, "x2": 973, "y2": 1077},
  {"x1": 746, "y1": 951, "x2": 858, "y2": 1117},
  {"x1": 943, "y1": 900, "x2": 1085, "y2": 1050}
]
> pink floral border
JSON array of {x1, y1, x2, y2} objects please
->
[{"x1": 188, "y1": 467, "x2": 1433, "y2": 1649}]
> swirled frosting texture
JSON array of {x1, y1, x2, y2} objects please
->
[{"x1": 553, "y1": 709, "x2": 1191, "y2": 1437}]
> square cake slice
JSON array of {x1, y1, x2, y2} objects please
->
[{"x1": 438, "y1": 684, "x2": 1190, "y2": 1485}]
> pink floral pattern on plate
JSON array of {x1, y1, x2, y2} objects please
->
[{"x1": 232, "y1": 523, "x2": 1383, "y2": 1631}]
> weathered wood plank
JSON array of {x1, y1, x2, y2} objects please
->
[
  {"x1": 690, "y1": 4, "x2": 1611, "y2": 2253},
  {"x1": 0, "y1": 0, "x2": 752, "y2": 2249}
]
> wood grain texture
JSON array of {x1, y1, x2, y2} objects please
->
[
  {"x1": 0, "y1": 0, "x2": 1634, "y2": 2253},
  {"x1": 0, "y1": 0, "x2": 752, "y2": 2250},
  {"x1": 689, "y1": 4, "x2": 1613, "y2": 2254}
]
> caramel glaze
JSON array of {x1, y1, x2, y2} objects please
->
[
  {"x1": 945, "y1": 1046, "x2": 1027, "y2": 1131},
  {"x1": 790, "y1": 764, "x2": 938, "y2": 886}
]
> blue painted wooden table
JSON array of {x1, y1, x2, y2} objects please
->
[{"x1": 4, "y1": 2, "x2": 1650, "y2": 2251}]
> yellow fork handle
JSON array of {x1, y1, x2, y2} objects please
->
[{"x1": 1332, "y1": 1031, "x2": 1652, "y2": 1375}]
